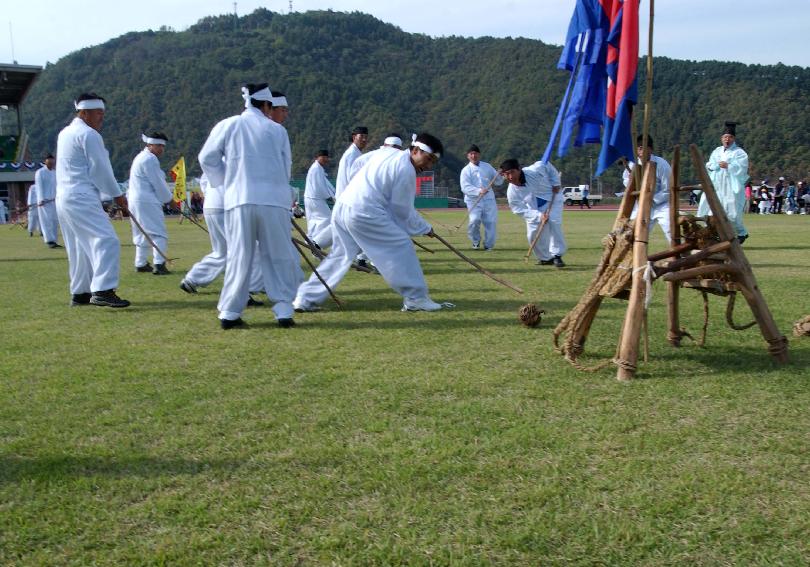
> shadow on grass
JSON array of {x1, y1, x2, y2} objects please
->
[
  {"x1": 0, "y1": 257, "x2": 66, "y2": 263},
  {"x1": 0, "y1": 454, "x2": 240, "y2": 484}
]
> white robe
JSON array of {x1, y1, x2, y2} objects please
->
[
  {"x1": 460, "y1": 160, "x2": 503, "y2": 249},
  {"x1": 55, "y1": 117, "x2": 123, "y2": 294},
  {"x1": 335, "y1": 143, "x2": 362, "y2": 201},
  {"x1": 506, "y1": 160, "x2": 567, "y2": 261},
  {"x1": 697, "y1": 143, "x2": 749, "y2": 237},
  {"x1": 198, "y1": 107, "x2": 303, "y2": 321},
  {"x1": 294, "y1": 149, "x2": 434, "y2": 310},
  {"x1": 622, "y1": 154, "x2": 673, "y2": 242},
  {"x1": 304, "y1": 160, "x2": 335, "y2": 248},
  {"x1": 127, "y1": 147, "x2": 173, "y2": 266},
  {"x1": 27, "y1": 185, "x2": 40, "y2": 234},
  {"x1": 34, "y1": 166, "x2": 59, "y2": 244},
  {"x1": 0, "y1": 199, "x2": 6, "y2": 224}
]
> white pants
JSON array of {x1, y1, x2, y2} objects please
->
[
  {"x1": 39, "y1": 201, "x2": 59, "y2": 243},
  {"x1": 56, "y1": 193, "x2": 120, "y2": 294},
  {"x1": 304, "y1": 197, "x2": 333, "y2": 249},
  {"x1": 526, "y1": 197, "x2": 567, "y2": 261},
  {"x1": 295, "y1": 203, "x2": 431, "y2": 309},
  {"x1": 129, "y1": 201, "x2": 168, "y2": 266},
  {"x1": 27, "y1": 207, "x2": 40, "y2": 235},
  {"x1": 184, "y1": 209, "x2": 263, "y2": 291},
  {"x1": 218, "y1": 205, "x2": 303, "y2": 321},
  {"x1": 466, "y1": 198, "x2": 498, "y2": 249},
  {"x1": 631, "y1": 203, "x2": 672, "y2": 242}
]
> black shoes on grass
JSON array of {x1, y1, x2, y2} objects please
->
[{"x1": 90, "y1": 290, "x2": 131, "y2": 308}]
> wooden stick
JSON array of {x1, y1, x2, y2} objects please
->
[
  {"x1": 431, "y1": 232, "x2": 523, "y2": 294},
  {"x1": 172, "y1": 205, "x2": 208, "y2": 233},
  {"x1": 453, "y1": 173, "x2": 501, "y2": 230},
  {"x1": 653, "y1": 240, "x2": 731, "y2": 277},
  {"x1": 412, "y1": 239, "x2": 434, "y2": 254},
  {"x1": 290, "y1": 238, "x2": 342, "y2": 309},
  {"x1": 292, "y1": 237, "x2": 324, "y2": 259},
  {"x1": 647, "y1": 240, "x2": 696, "y2": 262},
  {"x1": 661, "y1": 263, "x2": 739, "y2": 283},
  {"x1": 667, "y1": 145, "x2": 683, "y2": 346},
  {"x1": 523, "y1": 192, "x2": 557, "y2": 263},
  {"x1": 128, "y1": 209, "x2": 177, "y2": 263},
  {"x1": 290, "y1": 218, "x2": 322, "y2": 257}
]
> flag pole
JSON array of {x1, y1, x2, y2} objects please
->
[{"x1": 640, "y1": 0, "x2": 655, "y2": 164}]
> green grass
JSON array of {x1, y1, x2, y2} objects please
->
[{"x1": 1, "y1": 210, "x2": 809, "y2": 565}]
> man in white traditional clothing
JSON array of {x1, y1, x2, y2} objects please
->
[
  {"x1": 304, "y1": 149, "x2": 336, "y2": 249},
  {"x1": 293, "y1": 132, "x2": 451, "y2": 313},
  {"x1": 336, "y1": 126, "x2": 375, "y2": 269},
  {"x1": 622, "y1": 135, "x2": 673, "y2": 241},
  {"x1": 460, "y1": 144, "x2": 503, "y2": 251},
  {"x1": 697, "y1": 122, "x2": 750, "y2": 244},
  {"x1": 198, "y1": 83, "x2": 303, "y2": 330},
  {"x1": 349, "y1": 133, "x2": 404, "y2": 179},
  {"x1": 128, "y1": 131, "x2": 173, "y2": 274},
  {"x1": 26, "y1": 184, "x2": 40, "y2": 236},
  {"x1": 502, "y1": 157, "x2": 567, "y2": 267},
  {"x1": 35, "y1": 153, "x2": 61, "y2": 248},
  {"x1": 55, "y1": 92, "x2": 130, "y2": 308},
  {"x1": 179, "y1": 173, "x2": 265, "y2": 303}
]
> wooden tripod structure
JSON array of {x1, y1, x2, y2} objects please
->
[{"x1": 553, "y1": 144, "x2": 789, "y2": 380}]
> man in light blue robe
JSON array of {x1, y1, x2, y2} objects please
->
[{"x1": 697, "y1": 122, "x2": 750, "y2": 243}]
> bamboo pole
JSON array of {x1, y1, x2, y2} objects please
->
[
  {"x1": 666, "y1": 144, "x2": 682, "y2": 345},
  {"x1": 615, "y1": 161, "x2": 655, "y2": 381}
]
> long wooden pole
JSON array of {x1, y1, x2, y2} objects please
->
[
  {"x1": 128, "y1": 209, "x2": 176, "y2": 263},
  {"x1": 290, "y1": 238, "x2": 343, "y2": 309},
  {"x1": 431, "y1": 232, "x2": 523, "y2": 294},
  {"x1": 615, "y1": 161, "x2": 656, "y2": 381}
]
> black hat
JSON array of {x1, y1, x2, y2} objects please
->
[
  {"x1": 723, "y1": 122, "x2": 737, "y2": 136},
  {"x1": 316, "y1": 149, "x2": 329, "y2": 157},
  {"x1": 352, "y1": 126, "x2": 369, "y2": 135},
  {"x1": 635, "y1": 134, "x2": 653, "y2": 148},
  {"x1": 44, "y1": 153, "x2": 55, "y2": 160},
  {"x1": 499, "y1": 158, "x2": 521, "y2": 171},
  {"x1": 467, "y1": 144, "x2": 481, "y2": 153}
]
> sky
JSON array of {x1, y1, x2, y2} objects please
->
[{"x1": 4, "y1": 0, "x2": 810, "y2": 69}]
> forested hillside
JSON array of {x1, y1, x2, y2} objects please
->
[{"x1": 22, "y1": 8, "x2": 810, "y2": 193}]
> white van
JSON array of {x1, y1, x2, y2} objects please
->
[{"x1": 563, "y1": 185, "x2": 601, "y2": 206}]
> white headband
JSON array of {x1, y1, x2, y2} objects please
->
[
  {"x1": 384, "y1": 136, "x2": 403, "y2": 147},
  {"x1": 142, "y1": 134, "x2": 167, "y2": 146},
  {"x1": 75, "y1": 99, "x2": 105, "y2": 111},
  {"x1": 411, "y1": 134, "x2": 441, "y2": 158},
  {"x1": 242, "y1": 86, "x2": 273, "y2": 109},
  {"x1": 270, "y1": 95, "x2": 288, "y2": 107}
]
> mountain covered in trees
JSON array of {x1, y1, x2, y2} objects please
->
[{"x1": 22, "y1": 8, "x2": 810, "y2": 193}]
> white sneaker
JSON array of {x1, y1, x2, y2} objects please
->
[
  {"x1": 293, "y1": 300, "x2": 321, "y2": 313},
  {"x1": 402, "y1": 297, "x2": 454, "y2": 312}
]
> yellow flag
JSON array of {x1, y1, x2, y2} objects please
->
[{"x1": 170, "y1": 157, "x2": 187, "y2": 203}]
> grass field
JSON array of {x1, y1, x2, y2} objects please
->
[{"x1": 1, "y1": 209, "x2": 809, "y2": 565}]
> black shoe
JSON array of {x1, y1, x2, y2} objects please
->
[
  {"x1": 738, "y1": 234, "x2": 748, "y2": 245},
  {"x1": 180, "y1": 280, "x2": 197, "y2": 294},
  {"x1": 220, "y1": 318, "x2": 246, "y2": 330},
  {"x1": 47, "y1": 241, "x2": 62, "y2": 249},
  {"x1": 472, "y1": 243, "x2": 480, "y2": 250},
  {"x1": 152, "y1": 263, "x2": 171, "y2": 275},
  {"x1": 70, "y1": 293, "x2": 92, "y2": 307},
  {"x1": 29, "y1": 232, "x2": 33, "y2": 237},
  {"x1": 356, "y1": 259, "x2": 370, "y2": 269},
  {"x1": 553, "y1": 256, "x2": 566, "y2": 268},
  {"x1": 538, "y1": 259, "x2": 555, "y2": 266},
  {"x1": 247, "y1": 294, "x2": 264, "y2": 307},
  {"x1": 136, "y1": 262, "x2": 153, "y2": 273},
  {"x1": 90, "y1": 289, "x2": 131, "y2": 308},
  {"x1": 277, "y1": 318, "x2": 296, "y2": 328}
]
